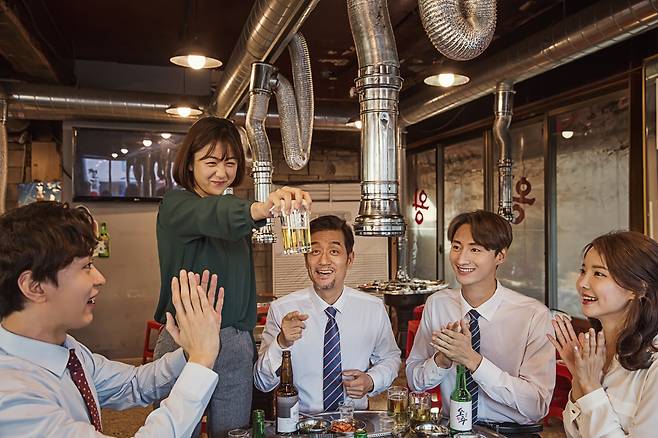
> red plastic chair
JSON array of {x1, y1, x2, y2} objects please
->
[
  {"x1": 545, "y1": 359, "x2": 572, "y2": 424},
  {"x1": 257, "y1": 303, "x2": 270, "y2": 325},
  {"x1": 412, "y1": 304, "x2": 425, "y2": 321},
  {"x1": 142, "y1": 320, "x2": 164, "y2": 364}
]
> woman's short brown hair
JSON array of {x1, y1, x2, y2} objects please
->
[
  {"x1": 173, "y1": 117, "x2": 246, "y2": 192},
  {"x1": 584, "y1": 231, "x2": 658, "y2": 370},
  {"x1": 447, "y1": 210, "x2": 513, "y2": 255}
]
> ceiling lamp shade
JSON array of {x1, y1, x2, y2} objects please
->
[
  {"x1": 166, "y1": 104, "x2": 203, "y2": 118},
  {"x1": 170, "y1": 51, "x2": 222, "y2": 70},
  {"x1": 424, "y1": 72, "x2": 470, "y2": 87}
]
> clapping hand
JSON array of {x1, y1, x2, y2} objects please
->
[
  {"x1": 430, "y1": 321, "x2": 460, "y2": 369},
  {"x1": 165, "y1": 269, "x2": 224, "y2": 369},
  {"x1": 572, "y1": 329, "x2": 606, "y2": 398},
  {"x1": 432, "y1": 320, "x2": 482, "y2": 372}
]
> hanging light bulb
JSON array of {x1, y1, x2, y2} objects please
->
[
  {"x1": 161, "y1": 133, "x2": 172, "y2": 139},
  {"x1": 424, "y1": 72, "x2": 470, "y2": 87},
  {"x1": 165, "y1": 104, "x2": 203, "y2": 118},
  {"x1": 143, "y1": 139, "x2": 153, "y2": 147},
  {"x1": 111, "y1": 152, "x2": 118, "y2": 158},
  {"x1": 120, "y1": 148, "x2": 129, "y2": 154}
]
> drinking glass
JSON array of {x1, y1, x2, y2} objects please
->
[
  {"x1": 387, "y1": 386, "x2": 409, "y2": 433},
  {"x1": 228, "y1": 429, "x2": 250, "y2": 438},
  {"x1": 280, "y1": 208, "x2": 311, "y2": 254},
  {"x1": 338, "y1": 399, "x2": 355, "y2": 420},
  {"x1": 409, "y1": 391, "x2": 431, "y2": 426}
]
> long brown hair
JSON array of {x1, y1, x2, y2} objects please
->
[
  {"x1": 584, "y1": 231, "x2": 658, "y2": 370},
  {"x1": 173, "y1": 117, "x2": 246, "y2": 192}
]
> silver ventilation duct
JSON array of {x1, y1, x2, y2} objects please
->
[
  {"x1": 418, "y1": 0, "x2": 496, "y2": 61},
  {"x1": 246, "y1": 33, "x2": 315, "y2": 244},
  {"x1": 0, "y1": 96, "x2": 7, "y2": 214},
  {"x1": 348, "y1": 0, "x2": 404, "y2": 237},
  {"x1": 2, "y1": 82, "x2": 357, "y2": 131},
  {"x1": 209, "y1": 0, "x2": 320, "y2": 118},
  {"x1": 277, "y1": 33, "x2": 314, "y2": 170},
  {"x1": 246, "y1": 63, "x2": 277, "y2": 244},
  {"x1": 493, "y1": 81, "x2": 514, "y2": 222},
  {"x1": 5, "y1": 83, "x2": 205, "y2": 123},
  {"x1": 401, "y1": 0, "x2": 658, "y2": 126}
]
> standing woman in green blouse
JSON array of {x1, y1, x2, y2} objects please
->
[{"x1": 153, "y1": 117, "x2": 311, "y2": 437}]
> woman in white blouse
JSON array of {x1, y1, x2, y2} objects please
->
[{"x1": 549, "y1": 231, "x2": 658, "y2": 437}]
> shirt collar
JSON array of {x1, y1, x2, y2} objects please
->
[
  {"x1": 0, "y1": 323, "x2": 75, "y2": 377},
  {"x1": 459, "y1": 280, "x2": 505, "y2": 322},
  {"x1": 309, "y1": 286, "x2": 349, "y2": 315}
]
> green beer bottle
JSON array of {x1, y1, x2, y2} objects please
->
[
  {"x1": 354, "y1": 429, "x2": 368, "y2": 438},
  {"x1": 449, "y1": 365, "x2": 472, "y2": 435},
  {"x1": 252, "y1": 409, "x2": 265, "y2": 438},
  {"x1": 98, "y1": 222, "x2": 110, "y2": 258}
]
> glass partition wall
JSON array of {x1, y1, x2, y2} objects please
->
[{"x1": 409, "y1": 88, "x2": 631, "y2": 310}]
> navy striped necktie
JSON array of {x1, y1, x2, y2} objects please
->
[
  {"x1": 466, "y1": 309, "x2": 480, "y2": 421},
  {"x1": 323, "y1": 306, "x2": 343, "y2": 412}
]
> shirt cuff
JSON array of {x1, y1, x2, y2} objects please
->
[
  {"x1": 367, "y1": 370, "x2": 383, "y2": 395},
  {"x1": 175, "y1": 362, "x2": 219, "y2": 398},
  {"x1": 471, "y1": 356, "x2": 502, "y2": 385},
  {"x1": 575, "y1": 387, "x2": 608, "y2": 413},
  {"x1": 170, "y1": 348, "x2": 187, "y2": 370},
  {"x1": 564, "y1": 396, "x2": 580, "y2": 422},
  {"x1": 265, "y1": 335, "x2": 289, "y2": 370},
  {"x1": 421, "y1": 354, "x2": 450, "y2": 388}
]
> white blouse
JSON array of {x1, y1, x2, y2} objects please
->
[{"x1": 564, "y1": 352, "x2": 658, "y2": 437}]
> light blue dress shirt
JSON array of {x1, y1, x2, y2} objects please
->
[
  {"x1": 254, "y1": 286, "x2": 401, "y2": 414},
  {"x1": 0, "y1": 324, "x2": 219, "y2": 437}
]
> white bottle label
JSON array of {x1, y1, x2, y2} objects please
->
[
  {"x1": 277, "y1": 396, "x2": 300, "y2": 433},
  {"x1": 450, "y1": 400, "x2": 472, "y2": 431}
]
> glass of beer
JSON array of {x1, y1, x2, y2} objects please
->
[
  {"x1": 280, "y1": 207, "x2": 311, "y2": 255},
  {"x1": 409, "y1": 391, "x2": 431, "y2": 427},
  {"x1": 387, "y1": 386, "x2": 409, "y2": 433}
]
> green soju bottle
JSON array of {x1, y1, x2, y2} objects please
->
[
  {"x1": 449, "y1": 364, "x2": 472, "y2": 435},
  {"x1": 97, "y1": 222, "x2": 110, "y2": 258},
  {"x1": 252, "y1": 409, "x2": 265, "y2": 438}
]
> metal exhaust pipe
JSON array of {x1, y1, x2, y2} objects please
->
[
  {"x1": 493, "y1": 81, "x2": 514, "y2": 222},
  {"x1": 348, "y1": 0, "x2": 404, "y2": 237}
]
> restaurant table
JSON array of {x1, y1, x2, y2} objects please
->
[{"x1": 262, "y1": 410, "x2": 538, "y2": 437}]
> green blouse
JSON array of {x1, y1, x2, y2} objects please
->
[{"x1": 154, "y1": 189, "x2": 262, "y2": 332}]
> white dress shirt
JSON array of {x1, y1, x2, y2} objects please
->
[
  {"x1": 0, "y1": 323, "x2": 219, "y2": 437},
  {"x1": 564, "y1": 349, "x2": 658, "y2": 437},
  {"x1": 254, "y1": 286, "x2": 401, "y2": 414},
  {"x1": 406, "y1": 282, "x2": 555, "y2": 424}
]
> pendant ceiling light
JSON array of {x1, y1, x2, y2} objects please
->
[{"x1": 170, "y1": 0, "x2": 221, "y2": 70}]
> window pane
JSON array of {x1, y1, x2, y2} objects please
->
[
  {"x1": 554, "y1": 91, "x2": 629, "y2": 317},
  {"x1": 494, "y1": 122, "x2": 546, "y2": 302},
  {"x1": 407, "y1": 149, "x2": 437, "y2": 279},
  {"x1": 443, "y1": 138, "x2": 484, "y2": 288}
]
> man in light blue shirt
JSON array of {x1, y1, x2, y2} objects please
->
[{"x1": 0, "y1": 201, "x2": 224, "y2": 437}]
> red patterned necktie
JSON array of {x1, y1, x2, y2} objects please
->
[{"x1": 67, "y1": 349, "x2": 102, "y2": 431}]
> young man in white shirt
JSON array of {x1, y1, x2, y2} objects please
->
[
  {"x1": 254, "y1": 215, "x2": 401, "y2": 413},
  {"x1": 406, "y1": 210, "x2": 555, "y2": 425},
  {"x1": 0, "y1": 202, "x2": 224, "y2": 437}
]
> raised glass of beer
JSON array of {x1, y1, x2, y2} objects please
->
[
  {"x1": 387, "y1": 386, "x2": 409, "y2": 433},
  {"x1": 280, "y1": 208, "x2": 311, "y2": 255}
]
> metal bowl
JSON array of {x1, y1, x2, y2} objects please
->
[
  {"x1": 414, "y1": 423, "x2": 450, "y2": 438},
  {"x1": 297, "y1": 418, "x2": 331, "y2": 436}
]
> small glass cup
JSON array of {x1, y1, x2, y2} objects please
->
[
  {"x1": 228, "y1": 429, "x2": 250, "y2": 438},
  {"x1": 387, "y1": 386, "x2": 409, "y2": 433},
  {"x1": 338, "y1": 399, "x2": 355, "y2": 421},
  {"x1": 409, "y1": 391, "x2": 431, "y2": 426},
  {"x1": 280, "y1": 208, "x2": 311, "y2": 255}
]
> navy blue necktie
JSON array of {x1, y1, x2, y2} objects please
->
[
  {"x1": 466, "y1": 309, "x2": 480, "y2": 421},
  {"x1": 323, "y1": 306, "x2": 343, "y2": 411}
]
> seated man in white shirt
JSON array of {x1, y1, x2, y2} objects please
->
[
  {"x1": 406, "y1": 210, "x2": 555, "y2": 426},
  {"x1": 254, "y1": 215, "x2": 401, "y2": 413},
  {"x1": 0, "y1": 201, "x2": 224, "y2": 437}
]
